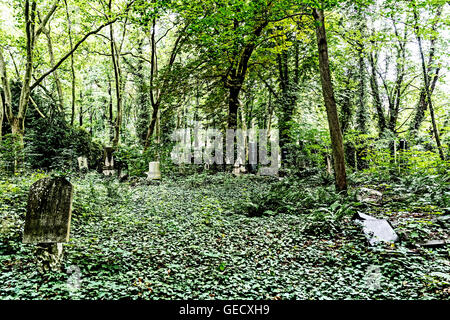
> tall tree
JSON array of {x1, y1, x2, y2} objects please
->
[
  {"x1": 413, "y1": 2, "x2": 445, "y2": 160},
  {"x1": 312, "y1": 7, "x2": 347, "y2": 192}
]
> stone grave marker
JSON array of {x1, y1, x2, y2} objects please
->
[
  {"x1": 147, "y1": 161, "x2": 161, "y2": 180},
  {"x1": 77, "y1": 156, "x2": 88, "y2": 172},
  {"x1": 103, "y1": 146, "x2": 115, "y2": 176},
  {"x1": 23, "y1": 177, "x2": 74, "y2": 272},
  {"x1": 353, "y1": 212, "x2": 399, "y2": 246}
]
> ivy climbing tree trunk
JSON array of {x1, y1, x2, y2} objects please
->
[
  {"x1": 368, "y1": 50, "x2": 386, "y2": 135},
  {"x1": 312, "y1": 8, "x2": 347, "y2": 192}
]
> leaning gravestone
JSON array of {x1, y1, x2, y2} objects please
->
[
  {"x1": 353, "y1": 212, "x2": 399, "y2": 246},
  {"x1": 23, "y1": 177, "x2": 74, "y2": 273},
  {"x1": 147, "y1": 161, "x2": 161, "y2": 180}
]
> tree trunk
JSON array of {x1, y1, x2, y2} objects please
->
[
  {"x1": 44, "y1": 26, "x2": 64, "y2": 113},
  {"x1": 79, "y1": 91, "x2": 83, "y2": 126},
  {"x1": 228, "y1": 86, "x2": 240, "y2": 130},
  {"x1": 368, "y1": 51, "x2": 386, "y2": 134},
  {"x1": 414, "y1": 5, "x2": 445, "y2": 160},
  {"x1": 109, "y1": 0, "x2": 123, "y2": 149},
  {"x1": 144, "y1": 17, "x2": 159, "y2": 150},
  {"x1": 64, "y1": 0, "x2": 76, "y2": 126},
  {"x1": 0, "y1": 92, "x2": 3, "y2": 140},
  {"x1": 312, "y1": 8, "x2": 347, "y2": 192},
  {"x1": 356, "y1": 50, "x2": 367, "y2": 133},
  {"x1": 277, "y1": 49, "x2": 297, "y2": 164},
  {"x1": 410, "y1": 5, "x2": 441, "y2": 137}
]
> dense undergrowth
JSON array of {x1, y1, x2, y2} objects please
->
[{"x1": 0, "y1": 165, "x2": 448, "y2": 299}]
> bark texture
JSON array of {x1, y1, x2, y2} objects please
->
[{"x1": 312, "y1": 8, "x2": 347, "y2": 192}]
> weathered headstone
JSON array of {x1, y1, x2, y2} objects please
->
[
  {"x1": 103, "y1": 146, "x2": 115, "y2": 176},
  {"x1": 77, "y1": 156, "x2": 88, "y2": 172},
  {"x1": 354, "y1": 212, "x2": 399, "y2": 246},
  {"x1": 146, "y1": 161, "x2": 161, "y2": 180},
  {"x1": 23, "y1": 177, "x2": 74, "y2": 272}
]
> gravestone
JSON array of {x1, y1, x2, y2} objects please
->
[
  {"x1": 147, "y1": 161, "x2": 161, "y2": 180},
  {"x1": 23, "y1": 177, "x2": 74, "y2": 272},
  {"x1": 77, "y1": 156, "x2": 88, "y2": 172},
  {"x1": 103, "y1": 146, "x2": 115, "y2": 176},
  {"x1": 353, "y1": 212, "x2": 399, "y2": 246}
]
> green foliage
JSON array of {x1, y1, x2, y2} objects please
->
[
  {"x1": 24, "y1": 114, "x2": 103, "y2": 172},
  {"x1": 0, "y1": 134, "x2": 24, "y2": 174},
  {"x1": 114, "y1": 141, "x2": 177, "y2": 177},
  {"x1": 1, "y1": 171, "x2": 449, "y2": 299}
]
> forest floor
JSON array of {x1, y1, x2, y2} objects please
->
[{"x1": 0, "y1": 171, "x2": 449, "y2": 299}]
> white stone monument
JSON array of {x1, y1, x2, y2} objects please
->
[
  {"x1": 146, "y1": 161, "x2": 161, "y2": 180},
  {"x1": 77, "y1": 156, "x2": 88, "y2": 171}
]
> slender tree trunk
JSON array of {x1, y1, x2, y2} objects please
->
[
  {"x1": 0, "y1": 47, "x2": 11, "y2": 142},
  {"x1": 312, "y1": 8, "x2": 347, "y2": 192},
  {"x1": 368, "y1": 51, "x2": 386, "y2": 134},
  {"x1": 411, "y1": 69, "x2": 439, "y2": 133},
  {"x1": 14, "y1": 0, "x2": 36, "y2": 146},
  {"x1": 134, "y1": 38, "x2": 149, "y2": 145},
  {"x1": 143, "y1": 21, "x2": 188, "y2": 150},
  {"x1": 340, "y1": 70, "x2": 353, "y2": 134},
  {"x1": 414, "y1": 5, "x2": 445, "y2": 160},
  {"x1": 144, "y1": 17, "x2": 159, "y2": 149},
  {"x1": 107, "y1": 74, "x2": 114, "y2": 142},
  {"x1": 277, "y1": 48, "x2": 297, "y2": 164},
  {"x1": 410, "y1": 6, "x2": 441, "y2": 137},
  {"x1": 109, "y1": 0, "x2": 123, "y2": 149},
  {"x1": 79, "y1": 91, "x2": 83, "y2": 126},
  {"x1": 228, "y1": 86, "x2": 241, "y2": 129},
  {"x1": 64, "y1": 0, "x2": 76, "y2": 126},
  {"x1": 43, "y1": 26, "x2": 64, "y2": 113},
  {"x1": 0, "y1": 91, "x2": 3, "y2": 140},
  {"x1": 225, "y1": 22, "x2": 267, "y2": 130},
  {"x1": 356, "y1": 50, "x2": 367, "y2": 133}
]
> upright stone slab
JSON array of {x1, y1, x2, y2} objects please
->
[
  {"x1": 147, "y1": 161, "x2": 161, "y2": 180},
  {"x1": 103, "y1": 146, "x2": 115, "y2": 176},
  {"x1": 77, "y1": 156, "x2": 88, "y2": 172},
  {"x1": 23, "y1": 177, "x2": 74, "y2": 272}
]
